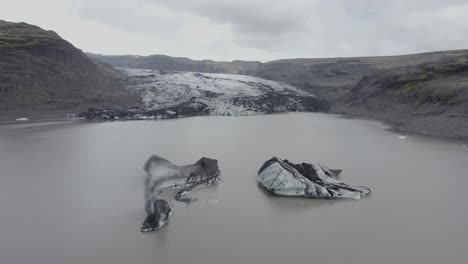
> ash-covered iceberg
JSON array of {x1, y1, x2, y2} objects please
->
[
  {"x1": 257, "y1": 157, "x2": 370, "y2": 200},
  {"x1": 142, "y1": 155, "x2": 221, "y2": 232}
]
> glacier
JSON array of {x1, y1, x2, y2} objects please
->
[{"x1": 118, "y1": 68, "x2": 329, "y2": 117}]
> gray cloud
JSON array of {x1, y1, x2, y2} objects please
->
[
  {"x1": 149, "y1": 0, "x2": 313, "y2": 35},
  {"x1": 1, "y1": 0, "x2": 468, "y2": 61}
]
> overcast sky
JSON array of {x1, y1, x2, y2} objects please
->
[{"x1": 1, "y1": 0, "x2": 468, "y2": 61}]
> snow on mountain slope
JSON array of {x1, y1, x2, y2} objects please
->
[{"x1": 121, "y1": 68, "x2": 328, "y2": 116}]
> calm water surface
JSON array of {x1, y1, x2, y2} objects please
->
[{"x1": 0, "y1": 113, "x2": 467, "y2": 264}]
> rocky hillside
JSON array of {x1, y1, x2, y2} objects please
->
[
  {"x1": 120, "y1": 68, "x2": 328, "y2": 116},
  {"x1": 256, "y1": 51, "x2": 468, "y2": 99},
  {"x1": 333, "y1": 53, "x2": 468, "y2": 141},
  {"x1": 0, "y1": 20, "x2": 139, "y2": 114}
]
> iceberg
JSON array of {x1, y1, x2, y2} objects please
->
[
  {"x1": 257, "y1": 157, "x2": 370, "y2": 200},
  {"x1": 141, "y1": 155, "x2": 221, "y2": 232}
]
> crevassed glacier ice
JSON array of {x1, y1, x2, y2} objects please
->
[{"x1": 121, "y1": 68, "x2": 328, "y2": 116}]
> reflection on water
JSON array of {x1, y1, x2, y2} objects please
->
[{"x1": 0, "y1": 113, "x2": 467, "y2": 264}]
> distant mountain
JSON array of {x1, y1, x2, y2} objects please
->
[
  {"x1": 87, "y1": 53, "x2": 261, "y2": 75},
  {"x1": 91, "y1": 50, "x2": 468, "y2": 141},
  {"x1": 0, "y1": 20, "x2": 139, "y2": 113}
]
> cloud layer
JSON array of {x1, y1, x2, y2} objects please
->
[{"x1": 1, "y1": 0, "x2": 468, "y2": 61}]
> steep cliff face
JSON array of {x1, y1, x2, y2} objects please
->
[{"x1": 0, "y1": 20, "x2": 139, "y2": 112}]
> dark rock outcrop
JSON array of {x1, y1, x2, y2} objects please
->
[
  {"x1": 79, "y1": 108, "x2": 180, "y2": 121},
  {"x1": 257, "y1": 157, "x2": 370, "y2": 200},
  {"x1": 142, "y1": 155, "x2": 221, "y2": 232}
]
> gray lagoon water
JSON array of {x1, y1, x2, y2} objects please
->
[{"x1": 0, "y1": 113, "x2": 467, "y2": 264}]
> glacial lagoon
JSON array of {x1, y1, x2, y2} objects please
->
[{"x1": 0, "y1": 113, "x2": 467, "y2": 264}]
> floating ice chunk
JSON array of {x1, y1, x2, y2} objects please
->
[
  {"x1": 141, "y1": 155, "x2": 221, "y2": 232},
  {"x1": 207, "y1": 199, "x2": 219, "y2": 204},
  {"x1": 257, "y1": 157, "x2": 371, "y2": 200}
]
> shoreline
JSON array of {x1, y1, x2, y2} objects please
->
[
  {"x1": 332, "y1": 112, "x2": 468, "y2": 144},
  {"x1": 0, "y1": 109, "x2": 83, "y2": 122},
  {"x1": 1, "y1": 109, "x2": 466, "y2": 144}
]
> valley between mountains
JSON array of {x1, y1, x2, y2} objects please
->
[{"x1": 1, "y1": 19, "x2": 467, "y2": 141}]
